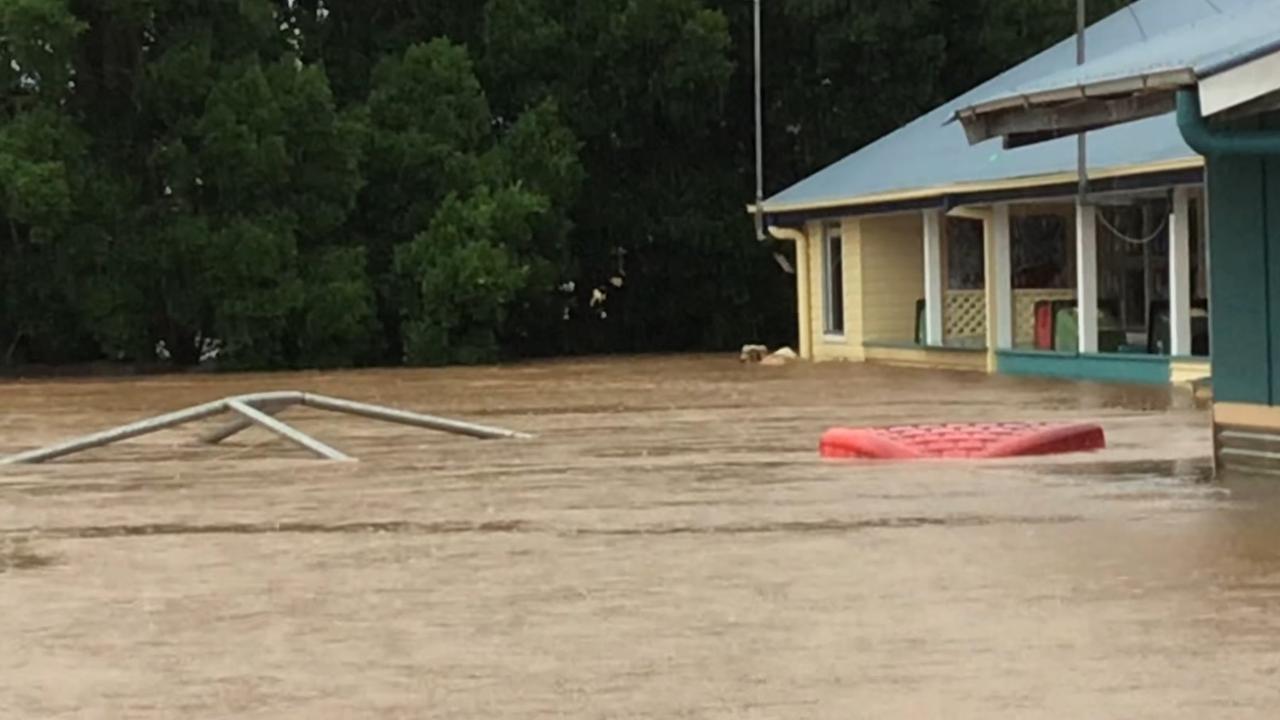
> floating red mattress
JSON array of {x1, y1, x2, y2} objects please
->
[{"x1": 820, "y1": 422, "x2": 1105, "y2": 460}]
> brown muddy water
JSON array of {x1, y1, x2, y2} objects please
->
[{"x1": 1, "y1": 355, "x2": 1278, "y2": 718}]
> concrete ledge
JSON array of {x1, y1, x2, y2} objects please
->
[
  {"x1": 1170, "y1": 357, "x2": 1212, "y2": 386},
  {"x1": 1215, "y1": 402, "x2": 1280, "y2": 431},
  {"x1": 863, "y1": 343, "x2": 989, "y2": 372},
  {"x1": 1215, "y1": 404, "x2": 1280, "y2": 476}
]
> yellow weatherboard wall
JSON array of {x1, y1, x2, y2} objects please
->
[
  {"x1": 780, "y1": 194, "x2": 1211, "y2": 386},
  {"x1": 859, "y1": 213, "x2": 925, "y2": 344},
  {"x1": 807, "y1": 218, "x2": 864, "y2": 361},
  {"x1": 805, "y1": 212, "x2": 925, "y2": 362},
  {"x1": 863, "y1": 345, "x2": 988, "y2": 372}
]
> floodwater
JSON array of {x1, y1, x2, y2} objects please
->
[{"x1": 1, "y1": 355, "x2": 1278, "y2": 718}]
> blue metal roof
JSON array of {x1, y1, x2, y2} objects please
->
[
  {"x1": 964, "y1": 1, "x2": 1280, "y2": 111},
  {"x1": 763, "y1": 0, "x2": 1265, "y2": 213}
]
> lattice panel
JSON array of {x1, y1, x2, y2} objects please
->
[
  {"x1": 1014, "y1": 289, "x2": 1076, "y2": 346},
  {"x1": 943, "y1": 288, "x2": 1076, "y2": 346},
  {"x1": 945, "y1": 291, "x2": 986, "y2": 341}
]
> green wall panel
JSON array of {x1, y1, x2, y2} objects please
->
[
  {"x1": 998, "y1": 350, "x2": 1170, "y2": 385},
  {"x1": 1268, "y1": 154, "x2": 1280, "y2": 404},
  {"x1": 1209, "y1": 157, "x2": 1271, "y2": 404}
]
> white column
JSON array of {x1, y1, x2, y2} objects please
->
[
  {"x1": 923, "y1": 210, "x2": 945, "y2": 346},
  {"x1": 1076, "y1": 202, "x2": 1099, "y2": 354},
  {"x1": 1169, "y1": 186, "x2": 1193, "y2": 356},
  {"x1": 1142, "y1": 226, "x2": 1153, "y2": 330},
  {"x1": 795, "y1": 232, "x2": 812, "y2": 360},
  {"x1": 992, "y1": 204, "x2": 1013, "y2": 349}
]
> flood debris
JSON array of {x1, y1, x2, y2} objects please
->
[
  {"x1": 740, "y1": 345, "x2": 799, "y2": 366},
  {"x1": 761, "y1": 347, "x2": 799, "y2": 366}
]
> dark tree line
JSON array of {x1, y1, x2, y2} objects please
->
[{"x1": 0, "y1": 0, "x2": 1127, "y2": 370}]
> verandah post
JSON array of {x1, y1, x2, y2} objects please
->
[
  {"x1": 923, "y1": 210, "x2": 946, "y2": 346},
  {"x1": 1076, "y1": 202, "x2": 1099, "y2": 354},
  {"x1": 1169, "y1": 186, "x2": 1194, "y2": 356}
]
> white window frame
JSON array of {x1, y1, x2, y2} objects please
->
[{"x1": 823, "y1": 222, "x2": 845, "y2": 338}]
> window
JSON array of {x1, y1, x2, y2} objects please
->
[
  {"x1": 1011, "y1": 213, "x2": 1071, "y2": 289},
  {"x1": 946, "y1": 217, "x2": 985, "y2": 290},
  {"x1": 823, "y1": 223, "x2": 845, "y2": 336}
]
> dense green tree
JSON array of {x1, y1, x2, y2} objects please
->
[
  {"x1": 395, "y1": 187, "x2": 541, "y2": 365},
  {"x1": 14, "y1": 0, "x2": 371, "y2": 368},
  {"x1": 358, "y1": 38, "x2": 582, "y2": 365},
  {"x1": 478, "y1": 0, "x2": 783, "y2": 353},
  {"x1": 0, "y1": 0, "x2": 1133, "y2": 370},
  {"x1": 0, "y1": 0, "x2": 92, "y2": 364}
]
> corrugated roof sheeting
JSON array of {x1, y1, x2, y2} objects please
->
[
  {"x1": 962, "y1": 1, "x2": 1280, "y2": 114},
  {"x1": 763, "y1": 0, "x2": 1263, "y2": 213}
]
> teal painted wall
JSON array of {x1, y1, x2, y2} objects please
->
[
  {"x1": 1209, "y1": 156, "x2": 1270, "y2": 403},
  {"x1": 998, "y1": 350, "x2": 1170, "y2": 385},
  {"x1": 1207, "y1": 114, "x2": 1280, "y2": 405},
  {"x1": 1268, "y1": 153, "x2": 1280, "y2": 403}
]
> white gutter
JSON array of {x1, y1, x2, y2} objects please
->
[{"x1": 951, "y1": 68, "x2": 1198, "y2": 122}]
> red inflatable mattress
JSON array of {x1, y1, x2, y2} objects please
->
[{"x1": 820, "y1": 422, "x2": 1105, "y2": 460}]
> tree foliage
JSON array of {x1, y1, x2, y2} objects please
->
[{"x1": 0, "y1": 0, "x2": 1126, "y2": 369}]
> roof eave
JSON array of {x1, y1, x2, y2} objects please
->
[
  {"x1": 755, "y1": 156, "x2": 1205, "y2": 218},
  {"x1": 953, "y1": 69, "x2": 1198, "y2": 145}
]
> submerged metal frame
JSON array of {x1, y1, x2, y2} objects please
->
[{"x1": 0, "y1": 391, "x2": 531, "y2": 466}]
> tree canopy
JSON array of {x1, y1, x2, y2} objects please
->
[{"x1": 0, "y1": 0, "x2": 1128, "y2": 369}]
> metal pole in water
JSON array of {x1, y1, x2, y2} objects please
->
[
  {"x1": 753, "y1": 0, "x2": 765, "y2": 241},
  {"x1": 227, "y1": 400, "x2": 353, "y2": 462},
  {"x1": 1076, "y1": 0, "x2": 1089, "y2": 202},
  {"x1": 302, "y1": 394, "x2": 533, "y2": 440},
  {"x1": 0, "y1": 391, "x2": 529, "y2": 466},
  {"x1": 201, "y1": 399, "x2": 297, "y2": 445},
  {"x1": 0, "y1": 398, "x2": 232, "y2": 465}
]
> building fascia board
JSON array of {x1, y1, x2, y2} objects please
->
[
  {"x1": 750, "y1": 156, "x2": 1203, "y2": 218},
  {"x1": 1200, "y1": 49, "x2": 1280, "y2": 117}
]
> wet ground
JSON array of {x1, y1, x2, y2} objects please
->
[{"x1": 1, "y1": 355, "x2": 1278, "y2": 718}]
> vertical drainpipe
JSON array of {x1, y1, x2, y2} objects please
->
[
  {"x1": 1074, "y1": 0, "x2": 1095, "y2": 359},
  {"x1": 1177, "y1": 89, "x2": 1280, "y2": 412},
  {"x1": 769, "y1": 226, "x2": 812, "y2": 359},
  {"x1": 1177, "y1": 89, "x2": 1280, "y2": 471}
]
